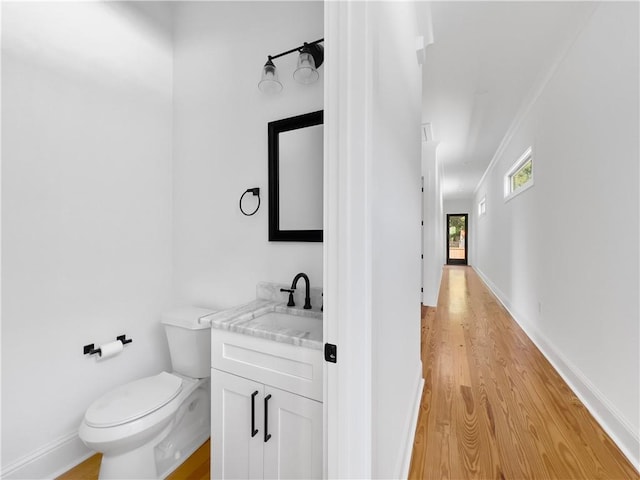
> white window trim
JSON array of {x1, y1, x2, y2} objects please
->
[
  {"x1": 478, "y1": 196, "x2": 486, "y2": 217},
  {"x1": 504, "y1": 146, "x2": 534, "y2": 202}
]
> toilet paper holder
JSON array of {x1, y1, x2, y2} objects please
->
[{"x1": 83, "y1": 335, "x2": 133, "y2": 356}]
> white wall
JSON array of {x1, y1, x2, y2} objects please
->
[
  {"x1": 324, "y1": 2, "x2": 423, "y2": 477},
  {"x1": 172, "y1": 2, "x2": 323, "y2": 311},
  {"x1": 1, "y1": 2, "x2": 323, "y2": 476},
  {"x1": 444, "y1": 198, "x2": 471, "y2": 216},
  {"x1": 472, "y1": 2, "x2": 639, "y2": 466},
  {"x1": 1, "y1": 2, "x2": 174, "y2": 477},
  {"x1": 422, "y1": 142, "x2": 443, "y2": 306},
  {"x1": 370, "y1": 4, "x2": 423, "y2": 476}
]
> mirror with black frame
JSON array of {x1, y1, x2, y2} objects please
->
[{"x1": 268, "y1": 110, "x2": 323, "y2": 242}]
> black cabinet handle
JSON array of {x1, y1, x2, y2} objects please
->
[
  {"x1": 251, "y1": 391, "x2": 259, "y2": 437},
  {"x1": 264, "y1": 394, "x2": 272, "y2": 442}
]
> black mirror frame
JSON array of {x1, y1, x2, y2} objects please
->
[{"x1": 268, "y1": 110, "x2": 324, "y2": 242}]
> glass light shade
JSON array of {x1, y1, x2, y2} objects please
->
[
  {"x1": 258, "y1": 59, "x2": 283, "y2": 94},
  {"x1": 293, "y1": 52, "x2": 319, "y2": 84}
]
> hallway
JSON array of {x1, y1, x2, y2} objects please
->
[{"x1": 409, "y1": 266, "x2": 638, "y2": 479}]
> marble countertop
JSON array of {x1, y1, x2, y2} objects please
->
[{"x1": 201, "y1": 298, "x2": 323, "y2": 350}]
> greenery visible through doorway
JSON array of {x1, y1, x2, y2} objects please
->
[{"x1": 446, "y1": 214, "x2": 468, "y2": 265}]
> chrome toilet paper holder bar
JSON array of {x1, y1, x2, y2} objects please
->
[{"x1": 83, "y1": 335, "x2": 133, "y2": 356}]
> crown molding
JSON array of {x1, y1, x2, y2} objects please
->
[{"x1": 473, "y1": 3, "x2": 598, "y2": 196}]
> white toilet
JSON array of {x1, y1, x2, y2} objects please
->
[{"x1": 79, "y1": 307, "x2": 214, "y2": 479}]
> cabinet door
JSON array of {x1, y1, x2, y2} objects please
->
[
  {"x1": 263, "y1": 386, "x2": 323, "y2": 479},
  {"x1": 211, "y1": 369, "x2": 263, "y2": 480}
]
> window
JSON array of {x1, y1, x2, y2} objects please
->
[
  {"x1": 478, "y1": 197, "x2": 486, "y2": 216},
  {"x1": 505, "y1": 147, "x2": 533, "y2": 200}
]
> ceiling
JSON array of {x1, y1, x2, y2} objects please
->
[{"x1": 421, "y1": 1, "x2": 596, "y2": 200}]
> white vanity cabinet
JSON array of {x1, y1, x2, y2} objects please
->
[
  {"x1": 211, "y1": 370, "x2": 263, "y2": 480},
  {"x1": 211, "y1": 329, "x2": 323, "y2": 480}
]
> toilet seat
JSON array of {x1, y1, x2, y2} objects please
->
[{"x1": 85, "y1": 372, "x2": 183, "y2": 428}]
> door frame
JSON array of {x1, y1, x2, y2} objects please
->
[
  {"x1": 323, "y1": 2, "x2": 373, "y2": 478},
  {"x1": 446, "y1": 213, "x2": 468, "y2": 265}
]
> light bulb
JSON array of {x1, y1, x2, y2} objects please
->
[
  {"x1": 259, "y1": 59, "x2": 283, "y2": 94},
  {"x1": 293, "y1": 52, "x2": 319, "y2": 85}
]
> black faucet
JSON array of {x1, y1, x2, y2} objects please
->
[{"x1": 290, "y1": 272, "x2": 312, "y2": 309}]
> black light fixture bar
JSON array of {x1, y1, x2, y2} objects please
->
[
  {"x1": 259, "y1": 38, "x2": 324, "y2": 93},
  {"x1": 268, "y1": 38, "x2": 324, "y2": 61}
]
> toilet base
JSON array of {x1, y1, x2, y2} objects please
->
[
  {"x1": 89, "y1": 377, "x2": 210, "y2": 479},
  {"x1": 155, "y1": 384, "x2": 210, "y2": 478},
  {"x1": 98, "y1": 422, "x2": 171, "y2": 479}
]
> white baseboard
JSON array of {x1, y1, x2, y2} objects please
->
[
  {"x1": 397, "y1": 364, "x2": 425, "y2": 479},
  {"x1": 1, "y1": 431, "x2": 92, "y2": 480},
  {"x1": 473, "y1": 266, "x2": 640, "y2": 473}
]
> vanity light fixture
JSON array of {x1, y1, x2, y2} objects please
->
[{"x1": 258, "y1": 38, "x2": 324, "y2": 94}]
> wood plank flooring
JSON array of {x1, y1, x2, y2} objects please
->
[
  {"x1": 409, "y1": 266, "x2": 639, "y2": 480},
  {"x1": 56, "y1": 439, "x2": 210, "y2": 480},
  {"x1": 56, "y1": 453, "x2": 103, "y2": 480}
]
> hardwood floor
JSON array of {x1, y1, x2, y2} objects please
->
[
  {"x1": 56, "y1": 453, "x2": 103, "y2": 480},
  {"x1": 56, "y1": 439, "x2": 210, "y2": 480},
  {"x1": 409, "y1": 266, "x2": 638, "y2": 480},
  {"x1": 166, "y1": 439, "x2": 210, "y2": 480}
]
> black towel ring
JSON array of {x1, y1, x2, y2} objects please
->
[{"x1": 240, "y1": 187, "x2": 261, "y2": 216}]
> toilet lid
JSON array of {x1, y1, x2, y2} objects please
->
[{"x1": 85, "y1": 372, "x2": 183, "y2": 428}]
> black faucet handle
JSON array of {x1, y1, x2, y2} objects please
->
[{"x1": 280, "y1": 288, "x2": 295, "y2": 307}]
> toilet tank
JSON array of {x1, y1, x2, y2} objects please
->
[{"x1": 161, "y1": 307, "x2": 215, "y2": 379}]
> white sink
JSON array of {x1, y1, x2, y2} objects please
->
[{"x1": 253, "y1": 311, "x2": 322, "y2": 343}]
